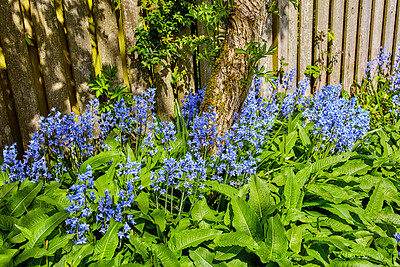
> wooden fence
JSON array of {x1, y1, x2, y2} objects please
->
[{"x1": 1, "y1": 0, "x2": 400, "y2": 151}]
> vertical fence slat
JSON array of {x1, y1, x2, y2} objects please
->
[
  {"x1": 0, "y1": 0, "x2": 40, "y2": 147},
  {"x1": 259, "y1": 12, "x2": 274, "y2": 96},
  {"x1": 330, "y1": 0, "x2": 345, "y2": 85},
  {"x1": 369, "y1": 0, "x2": 385, "y2": 60},
  {"x1": 395, "y1": 2, "x2": 400, "y2": 52},
  {"x1": 342, "y1": 0, "x2": 359, "y2": 92},
  {"x1": 288, "y1": 3, "x2": 298, "y2": 85},
  {"x1": 279, "y1": 0, "x2": 289, "y2": 74},
  {"x1": 197, "y1": 22, "x2": 212, "y2": 90},
  {"x1": 315, "y1": 0, "x2": 329, "y2": 88},
  {"x1": 383, "y1": 0, "x2": 398, "y2": 58},
  {"x1": 31, "y1": 0, "x2": 71, "y2": 113},
  {"x1": 298, "y1": 0, "x2": 313, "y2": 94},
  {"x1": 93, "y1": 0, "x2": 124, "y2": 84},
  {"x1": 355, "y1": 0, "x2": 373, "y2": 83},
  {"x1": 121, "y1": 0, "x2": 150, "y2": 95},
  {"x1": 0, "y1": 47, "x2": 13, "y2": 148},
  {"x1": 63, "y1": 0, "x2": 95, "y2": 113}
]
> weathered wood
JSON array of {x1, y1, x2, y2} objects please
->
[
  {"x1": 395, "y1": 0, "x2": 400, "y2": 57},
  {"x1": 19, "y1": 0, "x2": 48, "y2": 116},
  {"x1": 288, "y1": 2, "x2": 298, "y2": 86},
  {"x1": 355, "y1": 0, "x2": 373, "y2": 82},
  {"x1": 93, "y1": 0, "x2": 124, "y2": 85},
  {"x1": 279, "y1": 0, "x2": 289, "y2": 74},
  {"x1": 121, "y1": 0, "x2": 150, "y2": 95},
  {"x1": 299, "y1": 0, "x2": 313, "y2": 94},
  {"x1": 197, "y1": 21, "x2": 213, "y2": 90},
  {"x1": 259, "y1": 12, "x2": 274, "y2": 97},
  {"x1": 342, "y1": 0, "x2": 359, "y2": 92},
  {"x1": 30, "y1": 0, "x2": 71, "y2": 113},
  {"x1": 0, "y1": 0, "x2": 41, "y2": 147},
  {"x1": 330, "y1": 0, "x2": 345, "y2": 85},
  {"x1": 369, "y1": 0, "x2": 385, "y2": 60},
  {"x1": 315, "y1": 0, "x2": 329, "y2": 89},
  {"x1": 154, "y1": 59, "x2": 175, "y2": 121},
  {"x1": 382, "y1": 0, "x2": 397, "y2": 58},
  {"x1": 63, "y1": 0, "x2": 95, "y2": 112},
  {"x1": 0, "y1": 46, "x2": 14, "y2": 149}
]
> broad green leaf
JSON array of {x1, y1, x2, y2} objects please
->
[
  {"x1": 6, "y1": 181, "x2": 42, "y2": 217},
  {"x1": 152, "y1": 243, "x2": 180, "y2": 267},
  {"x1": 294, "y1": 165, "x2": 312, "y2": 188},
  {"x1": 65, "y1": 244, "x2": 94, "y2": 267},
  {"x1": 283, "y1": 169, "x2": 300, "y2": 210},
  {"x1": 284, "y1": 131, "x2": 298, "y2": 154},
  {"x1": 14, "y1": 224, "x2": 32, "y2": 240},
  {"x1": 366, "y1": 181, "x2": 384, "y2": 216},
  {"x1": 377, "y1": 212, "x2": 400, "y2": 226},
  {"x1": 94, "y1": 219, "x2": 123, "y2": 260},
  {"x1": 330, "y1": 159, "x2": 371, "y2": 176},
  {"x1": 204, "y1": 180, "x2": 239, "y2": 199},
  {"x1": 214, "y1": 232, "x2": 259, "y2": 251},
  {"x1": 169, "y1": 229, "x2": 222, "y2": 252},
  {"x1": 0, "y1": 249, "x2": 18, "y2": 266},
  {"x1": 330, "y1": 259, "x2": 376, "y2": 267},
  {"x1": 306, "y1": 246, "x2": 329, "y2": 267},
  {"x1": 129, "y1": 236, "x2": 149, "y2": 260},
  {"x1": 308, "y1": 183, "x2": 355, "y2": 204},
  {"x1": 14, "y1": 247, "x2": 52, "y2": 266},
  {"x1": 0, "y1": 215, "x2": 16, "y2": 231},
  {"x1": 214, "y1": 246, "x2": 243, "y2": 261},
  {"x1": 79, "y1": 150, "x2": 122, "y2": 173},
  {"x1": 48, "y1": 234, "x2": 74, "y2": 253},
  {"x1": 287, "y1": 225, "x2": 302, "y2": 253},
  {"x1": 191, "y1": 198, "x2": 215, "y2": 227},
  {"x1": 231, "y1": 196, "x2": 263, "y2": 240},
  {"x1": 265, "y1": 213, "x2": 288, "y2": 260},
  {"x1": 297, "y1": 122, "x2": 311, "y2": 147},
  {"x1": 309, "y1": 237, "x2": 349, "y2": 251},
  {"x1": 311, "y1": 152, "x2": 352, "y2": 173},
  {"x1": 248, "y1": 176, "x2": 272, "y2": 220},
  {"x1": 25, "y1": 210, "x2": 68, "y2": 249},
  {"x1": 341, "y1": 245, "x2": 391, "y2": 265},
  {"x1": 0, "y1": 181, "x2": 19, "y2": 199},
  {"x1": 151, "y1": 209, "x2": 166, "y2": 232},
  {"x1": 136, "y1": 192, "x2": 149, "y2": 214},
  {"x1": 189, "y1": 247, "x2": 214, "y2": 267}
]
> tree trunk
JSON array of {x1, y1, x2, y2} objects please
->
[{"x1": 200, "y1": 0, "x2": 267, "y2": 135}]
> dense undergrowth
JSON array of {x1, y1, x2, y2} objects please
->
[{"x1": 1, "y1": 47, "x2": 400, "y2": 266}]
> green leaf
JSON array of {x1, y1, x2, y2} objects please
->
[
  {"x1": 136, "y1": 192, "x2": 149, "y2": 214},
  {"x1": 6, "y1": 181, "x2": 42, "y2": 217},
  {"x1": 152, "y1": 243, "x2": 180, "y2": 267},
  {"x1": 214, "y1": 246, "x2": 243, "y2": 261},
  {"x1": 330, "y1": 259, "x2": 377, "y2": 267},
  {"x1": 48, "y1": 234, "x2": 74, "y2": 253},
  {"x1": 265, "y1": 213, "x2": 288, "y2": 260},
  {"x1": 191, "y1": 198, "x2": 215, "y2": 225},
  {"x1": 64, "y1": 244, "x2": 94, "y2": 267},
  {"x1": 151, "y1": 209, "x2": 166, "y2": 232},
  {"x1": 297, "y1": 122, "x2": 311, "y2": 147},
  {"x1": 214, "y1": 232, "x2": 259, "y2": 251},
  {"x1": 14, "y1": 247, "x2": 52, "y2": 266},
  {"x1": 79, "y1": 150, "x2": 122, "y2": 173},
  {"x1": 0, "y1": 181, "x2": 19, "y2": 199},
  {"x1": 231, "y1": 196, "x2": 263, "y2": 240},
  {"x1": 129, "y1": 236, "x2": 149, "y2": 260},
  {"x1": 204, "y1": 180, "x2": 239, "y2": 198},
  {"x1": 311, "y1": 152, "x2": 353, "y2": 173},
  {"x1": 330, "y1": 159, "x2": 371, "y2": 176},
  {"x1": 287, "y1": 225, "x2": 302, "y2": 253},
  {"x1": 0, "y1": 215, "x2": 16, "y2": 231},
  {"x1": 248, "y1": 176, "x2": 273, "y2": 220},
  {"x1": 25, "y1": 210, "x2": 69, "y2": 249},
  {"x1": 365, "y1": 181, "x2": 384, "y2": 216},
  {"x1": 189, "y1": 247, "x2": 214, "y2": 267},
  {"x1": 169, "y1": 229, "x2": 222, "y2": 252},
  {"x1": 0, "y1": 249, "x2": 18, "y2": 266},
  {"x1": 283, "y1": 169, "x2": 300, "y2": 210},
  {"x1": 308, "y1": 183, "x2": 355, "y2": 204},
  {"x1": 94, "y1": 219, "x2": 123, "y2": 260},
  {"x1": 284, "y1": 131, "x2": 298, "y2": 154}
]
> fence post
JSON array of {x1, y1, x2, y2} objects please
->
[
  {"x1": 298, "y1": 0, "x2": 313, "y2": 95},
  {"x1": 330, "y1": 0, "x2": 345, "y2": 86}
]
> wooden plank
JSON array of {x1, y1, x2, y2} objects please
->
[
  {"x1": 19, "y1": 0, "x2": 48, "y2": 116},
  {"x1": 355, "y1": 0, "x2": 373, "y2": 83},
  {"x1": 31, "y1": 0, "x2": 71, "y2": 113},
  {"x1": 121, "y1": 0, "x2": 150, "y2": 95},
  {"x1": 342, "y1": 0, "x2": 359, "y2": 92},
  {"x1": 176, "y1": 27, "x2": 195, "y2": 104},
  {"x1": 63, "y1": 0, "x2": 95, "y2": 113},
  {"x1": 394, "y1": 0, "x2": 400, "y2": 57},
  {"x1": 197, "y1": 21, "x2": 212, "y2": 90},
  {"x1": 330, "y1": 0, "x2": 345, "y2": 85},
  {"x1": 279, "y1": 0, "x2": 289, "y2": 74},
  {"x1": 298, "y1": 0, "x2": 313, "y2": 95},
  {"x1": 0, "y1": 46, "x2": 14, "y2": 149},
  {"x1": 315, "y1": 0, "x2": 329, "y2": 89},
  {"x1": 288, "y1": 2, "x2": 298, "y2": 86},
  {"x1": 154, "y1": 59, "x2": 174, "y2": 121},
  {"x1": 0, "y1": 0, "x2": 40, "y2": 147},
  {"x1": 259, "y1": 12, "x2": 274, "y2": 97},
  {"x1": 93, "y1": 0, "x2": 124, "y2": 84},
  {"x1": 369, "y1": 0, "x2": 385, "y2": 60},
  {"x1": 382, "y1": 0, "x2": 398, "y2": 58}
]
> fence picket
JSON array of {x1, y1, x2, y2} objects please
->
[
  {"x1": 356, "y1": 0, "x2": 373, "y2": 83},
  {"x1": 370, "y1": 0, "x2": 385, "y2": 60},
  {"x1": 342, "y1": 0, "x2": 359, "y2": 92},
  {"x1": 330, "y1": 0, "x2": 345, "y2": 85},
  {"x1": 383, "y1": 0, "x2": 398, "y2": 60},
  {"x1": 315, "y1": 0, "x2": 329, "y2": 89},
  {"x1": 299, "y1": 0, "x2": 313, "y2": 95},
  {"x1": 63, "y1": 0, "x2": 95, "y2": 113}
]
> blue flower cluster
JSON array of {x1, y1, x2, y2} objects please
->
[{"x1": 303, "y1": 84, "x2": 370, "y2": 152}]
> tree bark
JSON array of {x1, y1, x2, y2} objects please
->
[{"x1": 200, "y1": 0, "x2": 267, "y2": 135}]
